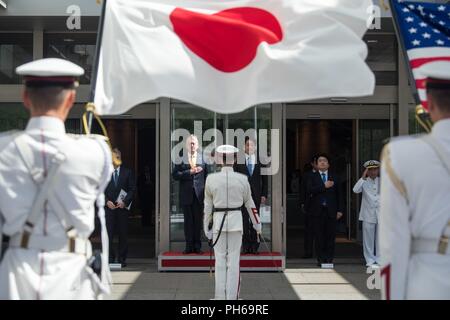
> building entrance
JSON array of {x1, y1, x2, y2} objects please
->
[{"x1": 286, "y1": 119, "x2": 358, "y2": 259}]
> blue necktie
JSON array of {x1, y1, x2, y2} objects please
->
[
  {"x1": 321, "y1": 173, "x2": 327, "y2": 206},
  {"x1": 247, "y1": 159, "x2": 254, "y2": 176}
]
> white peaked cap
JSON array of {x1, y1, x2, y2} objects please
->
[
  {"x1": 16, "y1": 58, "x2": 84, "y2": 77},
  {"x1": 420, "y1": 61, "x2": 450, "y2": 81},
  {"x1": 363, "y1": 160, "x2": 380, "y2": 169},
  {"x1": 216, "y1": 145, "x2": 239, "y2": 154}
]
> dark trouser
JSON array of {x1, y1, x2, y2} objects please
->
[
  {"x1": 304, "y1": 212, "x2": 314, "y2": 257},
  {"x1": 242, "y1": 207, "x2": 260, "y2": 253},
  {"x1": 313, "y1": 207, "x2": 336, "y2": 263},
  {"x1": 106, "y1": 208, "x2": 128, "y2": 263},
  {"x1": 183, "y1": 194, "x2": 203, "y2": 251}
]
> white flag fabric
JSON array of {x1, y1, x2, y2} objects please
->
[{"x1": 94, "y1": 0, "x2": 375, "y2": 115}]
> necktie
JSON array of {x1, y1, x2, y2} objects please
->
[
  {"x1": 189, "y1": 153, "x2": 197, "y2": 169},
  {"x1": 321, "y1": 173, "x2": 327, "y2": 206},
  {"x1": 247, "y1": 158, "x2": 254, "y2": 176},
  {"x1": 114, "y1": 169, "x2": 118, "y2": 186}
]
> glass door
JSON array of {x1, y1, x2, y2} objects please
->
[
  {"x1": 286, "y1": 119, "x2": 354, "y2": 258},
  {"x1": 169, "y1": 103, "x2": 274, "y2": 251}
]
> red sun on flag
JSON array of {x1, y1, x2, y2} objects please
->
[{"x1": 170, "y1": 7, "x2": 283, "y2": 73}]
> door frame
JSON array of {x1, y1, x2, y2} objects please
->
[
  {"x1": 68, "y1": 103, "x2": 160, "y2": 257},
  {"x1": 283, "y1": 104, "x2": 395, "y2": 253}
]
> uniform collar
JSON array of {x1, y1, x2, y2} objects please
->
[
  {"x1": 26, "y1": 116, "x2": 66, "y2": 134},
  {"x1": 432, "y1": 118, "x2": 450, "y2": 139},
  {"x1": 221, "y1": 166, "x2": 234, "y2": 172}
]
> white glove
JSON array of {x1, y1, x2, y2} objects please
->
[
  {"x1": 206, "y1": 230, "x2": 213, "y2": 241},
  {"x1": 253, "y1": 223, "x2": 262, "y2": 234}
]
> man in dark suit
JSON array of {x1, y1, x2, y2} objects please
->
[
  {"x1": 299, "y1": 156, "x2": 318, "y2": 259},
  {"x1": 173, "y1": 135, "x2": 208, "y2": 254},
  {"x1": 105, "y1": 148, "x2": 136, "y2": 267},
  {"x1": 234, "y1": 137, "x2": 268, "y2": 254},
  {"x1": 308, "y1": 154, "x2": 343, "y2": 266}
]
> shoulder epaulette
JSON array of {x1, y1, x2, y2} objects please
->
[{"x1": 381, "y1": 144, "x2": 409, "y2": 202}]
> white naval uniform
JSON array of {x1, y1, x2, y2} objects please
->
[
  {"x1": 203, "y1": 166, "x2": 260, "y2": 300},
  {"x1": 379, "y1": 119, "x2": 450, "y2": 300},
  {"x1": 353, "y1": 177, "x2": 380, "y2": 266},
  {"x1": 0, "y1": 116, "x2": 113, "y2": 300}
]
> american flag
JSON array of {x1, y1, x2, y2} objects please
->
[{"x1": 391, "y1": 0, "x2": 450, "y2": 109}]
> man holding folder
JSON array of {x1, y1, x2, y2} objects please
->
[{"x1": 105, "y1": 148, "x2": 136, "y2": 267}]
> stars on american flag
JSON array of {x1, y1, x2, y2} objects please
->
[
  {"x1": 395, "y1": 0, "x2": 450, "y2": 50},
  {"x1": 393, "y1": 1, "x2": 450, "y2": 110}
]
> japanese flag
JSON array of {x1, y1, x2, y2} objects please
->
[{"x1": 94, "y1": 0, "x2": 375, "y2": 115}]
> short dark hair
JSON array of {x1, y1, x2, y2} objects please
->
[
  {"x1": 429, "y1": 88, "x2": 450, "y2": 113},
  {"x1": 315, "y1": 153, "x2": 330, "y2": 163},
  {"x1": 25, "y1": 86, "x2": 72, "y2": 112},
  {"x1": 245, "y1": 136, "x2": 256, "y2": 144},
  {"x1": 310, "y1": 155, "x2": 318, "y2": 164}
]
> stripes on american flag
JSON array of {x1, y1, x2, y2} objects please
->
[{"x1": 392, "y1": 0, "x2": 450, "y2": 109}]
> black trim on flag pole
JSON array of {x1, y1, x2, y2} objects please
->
[
  {"x1": 86, "y1": 0, "x2": 108, "y2": 133},
  {"x1": 388, "y1": 0, "x2": 422, "y2": 107}
]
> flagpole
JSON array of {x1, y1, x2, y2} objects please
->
[
  {"x1": 84, "y1": 0, "x2": 108, "y2": 134},
  {"x1": 388, "y1": 0, "x2": 432, "y2": 131}
]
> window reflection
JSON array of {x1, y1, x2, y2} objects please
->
[
  {"x1": 364, "y1": 33, "x2": 398, "y2": 85},
  {"x1": 44, "y1": 33, "x2": 97, "y2": 84},
  {"x1": 0, "y1": 33, "x2": 33, "y2": 84}
]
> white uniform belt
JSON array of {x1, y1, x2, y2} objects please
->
[
  {"x1": 9, "y1": 233, "x2": 92, "y2": 256},
  {"x1": 411, "y1": 237, "x2": 450, "y2": 255}
]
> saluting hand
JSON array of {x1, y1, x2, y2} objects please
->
[{"x1": 362, "y1": 168, "x2": 369, "y2": 180}]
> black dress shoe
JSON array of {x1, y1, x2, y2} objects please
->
[
  {"x1": 194, "y1": 249, "x2": 204, "y2": 254},
  {"x1": 183, "y1": 249, "x2": 193, "y2": 254},
  {"x1": 119, "y1": 261, "x2": 127, "y2": 267}
]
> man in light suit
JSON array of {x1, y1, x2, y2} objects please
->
[{"x1": 353, "y1": 160, "x2": 380, "y2": 267}]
